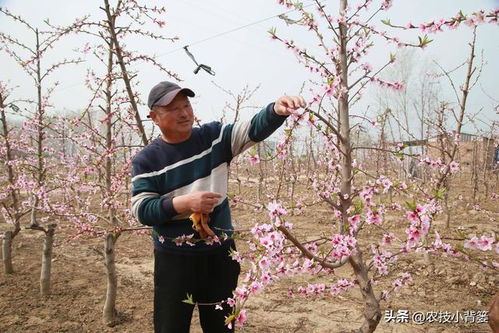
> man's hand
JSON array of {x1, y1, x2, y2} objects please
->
[
  {"x1": 273, "y1": 95, "x2": 306, "y2": 116},
  {"x1": 172, "y1": 191, "x2": 222, "y2": 214}
]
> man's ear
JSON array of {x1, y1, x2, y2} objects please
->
[{"x1": 149, "y1": 110, "x2": 157, "y2": 122}]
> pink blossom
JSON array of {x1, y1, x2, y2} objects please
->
[
  {"x1": 405, "y1": 226, "x2": 421, "y2": 247},
  {"x1": 361, "y1": 63, "x2": 372, "y2": 72},
  {"x1": 277, "y1": 149, "x2": 287, "y2": 159},
  {"x1": 267, "y1": 200, "x2": 288, "y2": 221},
  {"x1": 249, "y1": 281, "x2": 264, "y2": 294},
  {"x1": 380, "y1": 0, "x2": 392, "y2": 10},
  {"x1": 248, "y1": 154, "x2": 260, "y2": 165},
  {"x1": 391, "y1": 203, "x2": 401, "y2": 210},
  {"x1": 235, "y1": 309, "x2": 247, "y2": 328},
  {"x1": 366, "y1": 210, "x2": 382, "y2": 225},
  {"x1": 449, "y1": 161, "x2": 459, "y2": 173},
  {"x1": 234, "y1": 286, "x2": 249, "y2": 301},
  {"x1": 376, "y1": 176, "x2": 393, "y2": 193},
  {"x1": 381, "y1": 233, "x2": 396, "y2": 247},
  {"x1": 464, "y1": 236, "x2": 479, "y2": 250},
  {"x1": 230, "y1": 250, "x2": 243, "y2": 263},
  {"x1": 174, "y1": 234, "x2": 195, "y2": 246},
  {"x1": 258, "y1": 257, "x2": 270, "y2": 269},
  {"x1": 392, "y1": 279, "x2": 403, "y2": 291},
  {"x1": 359, "y1": 186, "x2": 374, "y2": 202},
  {"x1": 415, "y1": 204, "x2": 426, "y2": 214},
  {"x1": 204, "y1": 235, "x2": 221, "y2": 245},
  {"x1": 330, "y1": 234, "x2": 356, "y2": 259},
  {"x1": 432, "y1": 231, "x2": 443, "y2": 248},
  {"x1": 476, "y1": 235, "x2": 494, "y2": 251},
  {"x1": 226, "y1": 297, "x2": 236, "y2": 307},
  {"x1": 348, "y1": 214, "x2": 361, "y2": 232}
]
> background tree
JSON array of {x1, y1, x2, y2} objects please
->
[{"x1": 0, "y1": 8, "x2": 84, "y2": 295}]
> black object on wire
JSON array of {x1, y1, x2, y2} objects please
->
[{"x1": 183, "y1": 46, "x2": 215, "y2": 76}]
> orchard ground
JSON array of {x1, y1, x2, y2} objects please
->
[{"x1": 1, "y1": 176, "x2": 497, "y2": 333}]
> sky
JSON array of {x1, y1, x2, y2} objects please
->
[{"x1": 1, "y1": 0, "x2": 498, "y2": 137}]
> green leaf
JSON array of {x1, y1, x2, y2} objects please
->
[
  {"x1": 228, "y1": 248, "x2": 237, "y2": 258},
  {"x1": 231, "y1": 232, "x2": 242, "y2": 241},
  {"x1": 225, "y1": 313, "x2": 236, "y2": 326},
  {"x1": 432, "y1": 188, "x2": 446, "y2": 200},
  {"x1": 381, "y1": 18, "x2": 391, "y2": 26},
  {"x1": 456, "y1": 229, "x2": 467, "y2": 239},
  {"x1": 418, "y1": 35, "x2": 433, "y2": 47},
  {"x1": 353, "y1": 198, "x2": 364, "y2": 215},
  {"x1": 405, "y1": 199, "x2": 417, "y2": 211},
  {"x1": 182, "y1": 293, "x2": 195, "y2": 305},
  {"x1": 267, "y1": 27, "x2": 277, "y2": 35}
]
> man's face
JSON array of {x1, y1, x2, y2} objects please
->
[{"x1": 150, "y1": 93, "x2": 194, "y2": 142}]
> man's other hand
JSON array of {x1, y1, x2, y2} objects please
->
[
  {"x1": 173, "y1": 191, "x2": 222, "y2": 215},
  {"x1": 274, "y1": 95, "x2": 306, "y2": 116}
]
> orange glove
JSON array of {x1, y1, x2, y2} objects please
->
[{"x1": 189, "y1": 212, "x2": 215, "y2": 239}]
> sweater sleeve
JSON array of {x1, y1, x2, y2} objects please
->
[
  {"x1": 131, "y1": 159, "x2": 178, "y2": 226},
  {"x1": 226, "y1": 102, "x2": 288, "y2": 157}
]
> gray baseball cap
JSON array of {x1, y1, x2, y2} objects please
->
[{"x1": 147, "y1": 81, "x2": 195, "y2": 109}]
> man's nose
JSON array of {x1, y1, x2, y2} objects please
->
[{"x1": 178, "y1": 107, "x2": 190, "y2": 117}]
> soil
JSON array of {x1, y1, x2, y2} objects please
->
[{"x1": 1, "y1": 180, "x2": 498, "y2": 333}]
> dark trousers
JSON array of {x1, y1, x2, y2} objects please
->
[{"x1": 154, "y1": 245, "x2": 240, "y2": 333}]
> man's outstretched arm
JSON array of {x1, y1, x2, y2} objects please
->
[{"x1": 226, "y1": 95, "x2": 305, "y2": 157}]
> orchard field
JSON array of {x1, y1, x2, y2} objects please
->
[
  {"x1": 1, "y1": 0, "x2": 498, "y2": 332},
  {"x1": 0, "y1": 172, "x2": 497, "y2": 332}
]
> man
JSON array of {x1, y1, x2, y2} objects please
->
[{"x1": 131, "y1": 81, "x2": 305, "y2": 333}]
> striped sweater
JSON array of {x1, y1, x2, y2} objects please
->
[{"x1": 131, "y1": 103, "x2": 287, "y2": 253}]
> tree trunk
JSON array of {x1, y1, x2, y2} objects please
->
[
  {"x1": 40, "y1": 224, "x2": 56, "y2": 296},
  {"x1": 103, "y1": 0, "x2": 148, "y2": 146},
  {"x1": 3, "y1": 231, "x2": 14, "y2": 274},
  {"x1": 444, "y1": 178, "x2": 451, "y2": 229},
  {"x1": 103, "y1": 232, "x2": 120, "y2": 326},
  {"x1": 257, "y1": 143, "x2": 264, "y2": 203},
  {"x1": 31, "y1": 28, "x2": 45, "y2": 229},
  {"x1": 471, "y1": 140, "x2": 479, "y2": 204},
  {"x1": 349, "y1": 250, "x2": 381, "y2": 333},
  {"x1": 337, "y1": 0, "x2": 353, "y2": 234}
]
